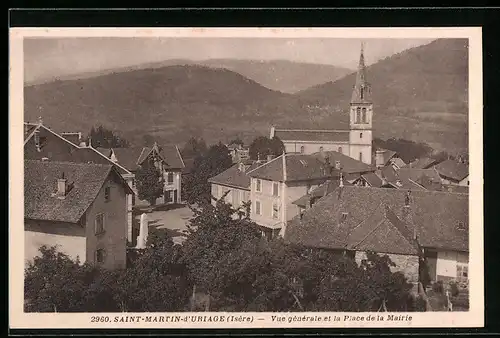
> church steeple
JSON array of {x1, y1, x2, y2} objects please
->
[{"x1": 351, "y1": 42, "x2": 372, "y2": 104}]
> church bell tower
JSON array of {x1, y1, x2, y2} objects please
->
[{"x1": 349, "y1": 43, "x2": 373, "y2": 165}]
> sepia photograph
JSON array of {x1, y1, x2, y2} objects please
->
[{"x1": 9, "y1": 27, "x2": 483, "y2": 329}]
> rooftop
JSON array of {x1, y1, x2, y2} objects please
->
[
  {"x1": 209, "y1": 161, "x2": 260, "y2": 190},
  {"x1": 434, "y1": 159, "x2": 469, "y2": 182},
  {"x1": 273, "y1": 129, "x2": 350, "y2": 143}
]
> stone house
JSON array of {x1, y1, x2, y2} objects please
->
[
  {"x1": 24, "y1": 120, "x2": 136, "y2": 240},
  {"x1": 434, "y1": 159, "x2": 469, "y2": 186},
  {"x1": 285, "y1": 186, "x2": 468, "y2": 286},
  {"x1": 246, "y1": 153, "x2": 341, "y2": 239},
  {"x1": 24, "y1": 159, "x2": 133, "y2": 270}
]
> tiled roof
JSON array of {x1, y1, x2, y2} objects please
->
[
  {"x1": 208, "y1": 162, "x2": 260, "y2": 189},
  {"x1": 285, "y1": 186, "x2": 468, "y2": 253},
  {"x1": 380, "y1": 166, "x2": 427, "y2": 191},
  {"x1": 292, "y1": 179, "x2": 353, "y2": 208},
  {"x1": 376, "y1": 148, "x2": 397, "y2": 166},
  {"x1": 406, "y1": 157, "x2": 438, "y2": 169},
  {"x1": 24, "y1": 160, "x2": 122, "y2": 223},
  {"x1": 434, "y1": 159, "x2": 469, "y2": 182},
  {"x1": 274, "y1": 129, "x2": 350, "y2": 142},
  {"x1": 391, "y1": 157, "x2": 407, "y2": 169},
  {"x1": 96, "y1": 147, "x2": 112, "y2": 158},
  {"x1": 111, "y1": 147, "x2": 147, "y2": 172},
  {"x1": 139, "y1": 145, "x2": 185, "y2": 170},
  {"x1": 247, "y1": 154, "x2": 340, "y2": 182},
  {"x1": 313, "y1": 150, "x2": 375, "y2": 174},
  {"x1": 361, "y1": 172, "x2": 384, "y2": 187}
]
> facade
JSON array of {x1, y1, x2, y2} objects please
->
[
  {"x1": 24, "y1": 160, "x2": 133, "y2": 270},
  {"x1": 247, "y1": 154, "x2": 341, "y2": 238},
  {"x1": 270, "y1": 45, "x2": 373, "y2": 165},
  {"x1": 24, "y1": 120, "x2": 136, "y2": 241},
  {"x1": 285, "y1": 186, "x2": 469, "y2": 285}
]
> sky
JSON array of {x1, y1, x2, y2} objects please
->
[{"x1": 24, "y1": 37, "x2": 435, "y2": 84}]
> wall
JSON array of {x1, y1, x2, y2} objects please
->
[
  {"x1": 163, "y1": 170, "x2": 182, "y2": 203},
  {"x1": 85, "y1": 173, "x2": 127, "y2": 270},
  {"x1": 283, "y1": 141, "x2": 349, "y2": 155},
  {"x1": 25, "y1": 220, "x2": 86, "y2": 267},
  {"x1": 436, "y1": 250, "x2": 469, "y2": 281},
  {"x1": 355, "y1": 251, "x2": 419, "y2": 283},
  {"x1": 123, "y1": 174, "x2": 135, "y2": 243},
  {"x1": 211, "y1": 183, "x2": 250, "y2": 210},
  {"x1": 250, "y1": 178, "x2": 283, "y2": 229}
]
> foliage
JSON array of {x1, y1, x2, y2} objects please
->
[
  {"x1": 142, "y1": 134, "x2": 156, "y2": 147},
  {"x1": 181, "y1": 137, "x2": 208, "y2": 160},
  {"x1": 182, "y1": 142, "x2": 233, "y2": 205},
  {"x1": 248, "y1": 136, "x2": 285, "y2": 160},
  {"x1": 135, "y1": 159, "x2": 164, "y2": 206},
  {"x1": 228, "y1": 137, "x2": 244, "y2": 146},
  {"x1": 88, "y1": 125, "x2": 130, "y2": 148},
  {"x1": 373, "y1": 137, "x2": 433, "y2": 164}
]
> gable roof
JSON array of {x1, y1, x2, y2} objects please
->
[
  {"x1": 379, "y1": 166, "x2": 427, "y2": 191},
  {"x1": 406, "y1": 157, "x2": 438, "y2": 169},
  {"x1": 208, "y1": 162, "x2": 260, "y2": 190},
  {"x1": 24, "y1": 160, "x2": 132, "y2": 224},
  {"x1": 24, "y1": 122, "x2": 81, "y2": 148},
  {"x1": 434, "y1": 159, "x2": 469, "y2": 182},
  {"x1": 273, "y1": 129, "x2": 350, "y2": 143},
  {"x1": 360, "y1": 172, "x2": 384, "y2": 187},
  {"x1": 313, "y1": 150, "x2": 375, "y2": 174},
  {"x1": 138, "y1": 144, "x2": 185, "y2": 170},
  {"x1": 292, "y1": 179, "x2": 353, "y2": 208},
  {"x1": 391, "y1": 157, "x2": 407, "y2": 169},
  {"x1": 285, "y1": 186, "x2": 468, "y2": 253},
  {"x1": 247, "y1": 154, "x2": 339, "y2": 183},
  {"x1": 110, "y1": 147, "x2": 147, "y2": 172},
  {"x1": 376, "y1": 148, "x2": 398, "y2": 167}
]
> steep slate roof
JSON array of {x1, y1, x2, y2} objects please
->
[
  {"x1": 391, "y1": 157, "x2": 407, "y2": 169},
  {"x1": 434, "y1": 159, "x2": 469, "y2": 182},
  {"x1": 376, "y1": 148, "x2": 397, "y2": 166},
  {"x1": 247, "y1": 154, "x2": 340, "y2": 183},
  {"x1": 138, "y1": 145, "x2": 185, "y2": 170},
  {"x1": 361, "y1": 172, "x2": 384, "y2": 187},
  {"x1": 380, "y1": 166, "x2": 426, "y2": 191},
  {"x1": 313, "y1": 150, "x2": 375, "y2": 174},
  {"x1": 273, "y1": 129, "x2": 350, "y2": 143},
  {"x1": 208, "y1": 162, "x2": 260, "y2": 189},
  {"x1": 292, "y1": 179, "x2": 353, "y2": 208},
  {"x1": 24, "y1": 160, "x2": 132, "y2": 223},
  {"x1": 285, "y1": 186, "x2": 468, "y2": 253},
  {"x1": 406, "y1": 157, "x2": 438, "y2": 169},
  {"x1": 111, "y1": 147, "x2": 147, "y2": 172}
]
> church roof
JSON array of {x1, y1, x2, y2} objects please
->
[
  {"x1": 273, "y1": 129, "x2": 350, "y2": 143},
  {"x1": 351, "y1": 43, "x2": 372, "y2": 104}
]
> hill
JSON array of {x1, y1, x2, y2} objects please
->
[
  {"x1": 296, "y1": 38, "x2": 469, "y2": 152},
  {"x1": 26, "y1": 59, "x2": 353, "y2": 94},
  {"x1": 24, "y1": 65, "x2": 308, "y2": 147}
]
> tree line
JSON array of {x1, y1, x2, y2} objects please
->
[{"x1": 24, "y1": 198, "x2": 423, "y2": 313}]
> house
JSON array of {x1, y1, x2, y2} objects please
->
[
  {"x1": 270, "y1": 45, "x2": 374, "y2": 165},
  {"x1": 378, "y1": 166, "x2": 428, "y2": 191},
  {"x1": 352, "y1": 172, "x2": 384, "y2": 188},
  {"x1": 406, "y1": 157, "x2": 439, "y2": 170},
  {"x1": 312, "y1": 150, "x2": 376, "y2": 183},
  {"x1": 209, "y1": 160, "x2": 260, "y2": 211},
  {"x1": 226, "y1": 142, "x2": 250, "y2": 163},
  {"x1": 246, "y1": 153, "x2": 341, "y2": 239},
  {"x1": 24, "y1": 159, "x2": 134, "y2": 270},
  {"x1": 374, "y1": 148, "x2": 406, "y2": 169},
  {"x1": 285, "y1": 186, "x2": 469, "y2": 285},
  {"x1": 434, "y1": 159, "x2": 469, "y2": 186},
  {"x1": 24, "y1": 120, "x2": 136, "y2": 242}
]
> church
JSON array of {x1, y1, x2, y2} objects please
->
[{"x1": 270, "y1": 45, "x2": 374, "y2": 165}]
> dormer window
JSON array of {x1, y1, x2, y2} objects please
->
[
  {"x1": 458, "y1": 221, "x2": 466, "y2": 231},
  {"x1": 340, "y1": 212, "x2": 348, "y2": 223}
]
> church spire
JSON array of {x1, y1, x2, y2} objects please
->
[{"x1": 351, "y1": 42, "x2": 371, "y2": 104}]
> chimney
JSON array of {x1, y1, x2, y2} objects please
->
[
  {"x1": 270, "y1": 125, "x2": 276, "y2": 138},
  {"x1": 375, "y1": 149, "x2": 385, "y2": 168},
  {"x1": 38, "y1": 116, "x2": 43, "y2": 125},
  {"x1": 338, "y1": 172, "x2": 344, "y2": 199},
  {"x1": 238, "y1": 161, "x2": 246, "y2": 173},
  {"x1": 402, "y1": 190, "x2": 416, "y2": 239},
  {"x1": 57, "y1": 172, "x2": 68, "y2": 196}
]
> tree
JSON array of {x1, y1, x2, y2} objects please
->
[
  {"x1": 181, "y1": 137, "x2": 208, "y2": 160},
  {"x1": 88, "y1": 125, "x2": 130, "y2": 148},
  {"x1": 373, "y1": 137, "x2": 433, "y2": 164},
  {"x1": 135, "y1": 159, "x2": 164, "y2": 206},
  {"x1": 228, "y1": 137, "x2": 244, "y2": 146},
  {"x1": 182, "y1": 142, "x2": 233, "y2": 205},
  {"x1": 249, "y1": 136, "x2": 285, "y2": 160}
]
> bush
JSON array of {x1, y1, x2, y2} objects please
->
[
  {"x1": 449, "y1": 281, "x2": 460, "y2": 297},
  {"x1": 432, "y1": 280, "x2": 444, "y2": 294}
]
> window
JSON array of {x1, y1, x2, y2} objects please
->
[
  {"x1": 458, "y1": 221, "x2": 466, "y2": 231},
  {"x1": 360, "y1": 133, "x2": 363, "y2": 139},
  {"x1": 457, "y1": 264, "x2": 468, "y2": 280},
  {"x1": 255, "y1": 179, "x2": 262, "y2": 192},
  {"x1": 165, "y1": 190, "x2": 173, "y2": 203},
  {"x1": 95, "y1": 249, "x2": 105, "y2": 264},
  {"x1": 272, "y1": 182, "x2": 279, "y2": 196},
  {"x1": 104, "y1": 187, "x2": 111, "y2": 202},
  {"x1": 272, "y1": 203, "x2": 279, "y2": 219},
  {"x1": 95, "y1": 213, "x2": 105, "y2": 235},
  {"x1": 167, "y1": 172, "x2": 174, "y2": 185},
  {"x1": 356, "y1": 107, "x2": 361, "y2": 123},
  {"x1": 300, "y1": 146, "x2": 305, "y2": 153},
  {"x1": 319, "y1": 146, "x2": 324, "y2": 152},
  {"x1": 360, "y1": 87, "x2": 364, "y2": 100},
  {"x1": 338, "y1": 147, "x2": 343, "y2": 154},
  {"x1": 359, "y1": 152, "x2": 363, "y2": 162},
  {"x1": 362, "y1": 107, "x2": 367, "y2": 123},
  {"x1": 255, "y1": 200, "x2": 261, "y2": 215}
]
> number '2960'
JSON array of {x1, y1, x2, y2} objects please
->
[{"x1": 91, "y1": 316, "x2": 110, "y2": 322}]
